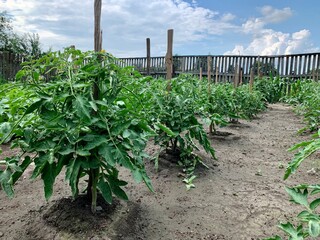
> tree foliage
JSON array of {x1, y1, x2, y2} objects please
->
[{"x1": 0, "y1": 11, "x2": 42, "y2": 58}]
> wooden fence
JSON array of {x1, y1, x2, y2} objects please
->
[
  {"x1": 0, "y1": 51, "x2": 25, "y2": 81},
  {"x1": 117, "y1": 52, "x2": 320, "y2": 82},
  {"x1": 1, "y1": 51, "x2": 320, "y2": 82}
]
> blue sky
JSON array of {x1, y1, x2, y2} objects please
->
[{"x1": 1, "y1": 0, "x2": 319, "y2": 57}]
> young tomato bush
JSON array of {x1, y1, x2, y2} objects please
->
[
  {"x1": 205, "y1": 83, "x2": 266, "y2": 134},
  {"x1": 148, "y1": 75, "x2": 216, "y2": 189},
  {"x1": 0, "y1": 48, "x2": 154, "y2": 213}
]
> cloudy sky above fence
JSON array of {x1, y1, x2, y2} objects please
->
[{"x1": 1, "y1": 0, "x2": 319, "y2": 57}]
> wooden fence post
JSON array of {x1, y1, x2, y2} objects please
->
[
  {"x1": 249, "y1": 67, "x2": 254, "y2": 92},
  {"x1": 146, "y1": 38, "x2": 151, "y2": 75},
  {"x1": 94, "y1": 0, "x2": 102, "y2": 53},
  {"x1": 199, "y1": 67, "x2": 202, "y2": 81},
  {"x1": 166, "y1": 29, "x2": 174, "y2": 90},
  {"x1": 207, "y1": 56, "x2": 212, "y2": 83},
  {"x1": 215, "y1": 60, "x2": 219, "y2": 84},
  {"x1": 234, "y1": 64, "x2": 239, "y2": 88},
  {"x1": 207, "y1": 56, "x2": 212, "y2": 95}
]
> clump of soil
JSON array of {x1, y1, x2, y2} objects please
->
[{"x1": 0, "y1": 104, "x2": 319, "y2": 240}]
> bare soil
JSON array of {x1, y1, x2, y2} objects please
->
[{"x1": 1, "y1": 104, "x2": 319, "y2": 240}]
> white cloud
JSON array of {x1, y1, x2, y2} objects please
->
[
  {"x1": 259, "y1": 5, "x2": 293, "y2": 24},
  {"x1": 1, "y1": 1, "x2": 319, "y2": 57},
  {"x1": 241, "y1": 18, "x2": 265, "y2": 34},
  {"x1": 225, "y1": 29, "x2": 317, "y2": 55},
  {"x1": 226, "y1": 6, "x2": 318, "y2": 55},
  {"x1": 0, "y1": 0, "x2": 237, "y2": 57}
]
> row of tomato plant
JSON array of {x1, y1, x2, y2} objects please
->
[
  {"x1": 255, "y1": 77, "x2": 320, "y2": 239},
  {"x1": 0, "y1": 48, "x2": 266, "y2": 212}
]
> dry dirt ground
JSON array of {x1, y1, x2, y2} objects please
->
[{"x1": 0, "y1": 104, "x2": 319, "y2": 240}]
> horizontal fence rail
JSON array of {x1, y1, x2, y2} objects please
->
[{"x1": 117, "y1": 52, "x2": 320, "y2": 82}]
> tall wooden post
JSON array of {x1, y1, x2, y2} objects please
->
[
  {"x1": 89, "y1": 0, "x2": 102, "y2": 214},
  {"x1": 249, "y1": 67, "x2": 254, "y2": 92},
  {"x1": 215, "y1": 61, "x2": 219, "y2": 84},
  {"x1": 146, "y1": 38, "x2": 151, "y2": 75},
  {"x1": 94, "y1": 0, "x2": 102, "y2": 52},
  {"x1": 199, "y1": 67, "x2": 203, "y2": 81},
  {"x1": 207, "y1": 56, "x2": 212, "y2": 95},
  {"x1": 207, "y1": 56, "x2": 213, "y2": 134},
  {"x1": 234, "y1": 64, "x2": 239, "y2": 88},
  {"x1": 166, "y1": 29, "x2": 174, "y2": 90},
  {"x1": 93, "y1": 0, "x2": 102, "y2": 100},
  {"x1": 207, "y1": 56, "x2": 212, "y2": 83}
]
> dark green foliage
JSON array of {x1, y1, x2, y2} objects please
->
[
  {"x1": 150, "y1": 76, "x2": 216, "y2": 188},
  {"x1": 0, "y1": 48, "x2": 154, "y2": 213}
]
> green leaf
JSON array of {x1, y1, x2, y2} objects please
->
[
  {"x1": 83, "y1": 136, "x2": 108, "y2": 150},
  {"x1": 141, "y1": 170, "x2": 154, "y2": 192},
  {"x1": 297, "y1": 210, "x2": 312, "y2": 220},
  {"x1": 66, "y1": 159, "x2": 82, "y2": 197},
  {"x1": 285, "y1": 187, "x2": 309, "y2": 208},
  {"x1": 111, "y1": 121, "x2": 132, "y2": 136},
  {"x1": 41, "y1": 163, "x2": 55, "y2": 200},
  {"x1": 278, "y1": 222, "x2": 303, "y2": 239},
  {"x1": 98, "y1": 144, "x2": 116, "y2": 167},
  {"x1": 122, "y1": 129, "x2": 131, "y2": 138},
  {"x1": 97, "y1": 179, "x2": 112, "y2": 204},
  {"x1": 132, "y1": 168, "x2": 143, "y2": 183},
  {"x1": 262, "y1": 236, "x2": 282, "y2": 240},
  {"x1": 111, "y1": 185, "x2": 128, "y2": 201},
  {"x1": 288, "y1": 140, "x2": 314, "y2": 152},
  {"x1": 11, "y1": 156, "x2": 32, "y2": 184},
  {"x1": 15, "y1": 70, "x2": 25, "y2": 80},
  {"x1": 114, "y1": 147, "x2": 133, "y2": 170},
  {"x1": 89, "y1": 101, "x2": 98, "y2": 112},
  {"x1": 0, "y1": 169, "x2": 14, "y2": 198},
  {"x1": 75, "y1": 95, "x2": 91, "y2": 122},
  {"x1": 25, "y1": 99, "x2": 44, "y2": 115},
  {"x1": 156, "y1": 123, "x2": 176, "y2": 137},
  {"x1": 76, "y1": 148, "x2": 91, "y2": 156},
  {"x1": 284, "y1": 139, "x2": 320, "y2": 180},
  {"x1": 309, "y1": 220, "x2": 320, "y2": 237},
  {"x1": 31, "y1": 154, "x2": 50, "y2": 179},
  {"x1": 58, "y1": 147, "x2": 75, "y2": 155},
  {"x1": 138, "y1": 121, "x2": 155, "y2": 134},
  {"x1": 310, "y1": 199, "x2": 320, "y2": 210}
]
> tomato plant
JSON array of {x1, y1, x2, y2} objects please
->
[
  {"x1": 0, "y1": 48, "x2": 154, "y2": 213},
  {"x1": 147, "y1": 75, "x2": 216, "y2": 188}
]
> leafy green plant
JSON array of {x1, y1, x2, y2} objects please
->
[
  {"x1": 149, "y1": 76, "x2": 216, "y2": 186},
  {"x1": 0, "y1": 83, "x2": 37, "y2": 142},
  {"x1": 254, "y1": 77, "x2": 289, "y2": 103},
  {"x1": 0, "y1": 48, "x2": 154, "y2": 213},
  {"x1": 205, "y1": 83, "x2": 265, "y2": 134}
]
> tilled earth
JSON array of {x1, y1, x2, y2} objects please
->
[{"x1": 0, "y1": 104, "x2": 319, "y2": 240}]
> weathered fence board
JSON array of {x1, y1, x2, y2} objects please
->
[{"x1": 0, "y1": 51, "x2": 24, "y2": 81}]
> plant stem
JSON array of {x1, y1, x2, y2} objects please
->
[
  {"x1": 89, "y1": 168, "x2": 99, "y2": 214},
  {"x1": 209, "y1": 122, "x2": 213, "y2": 134}
]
